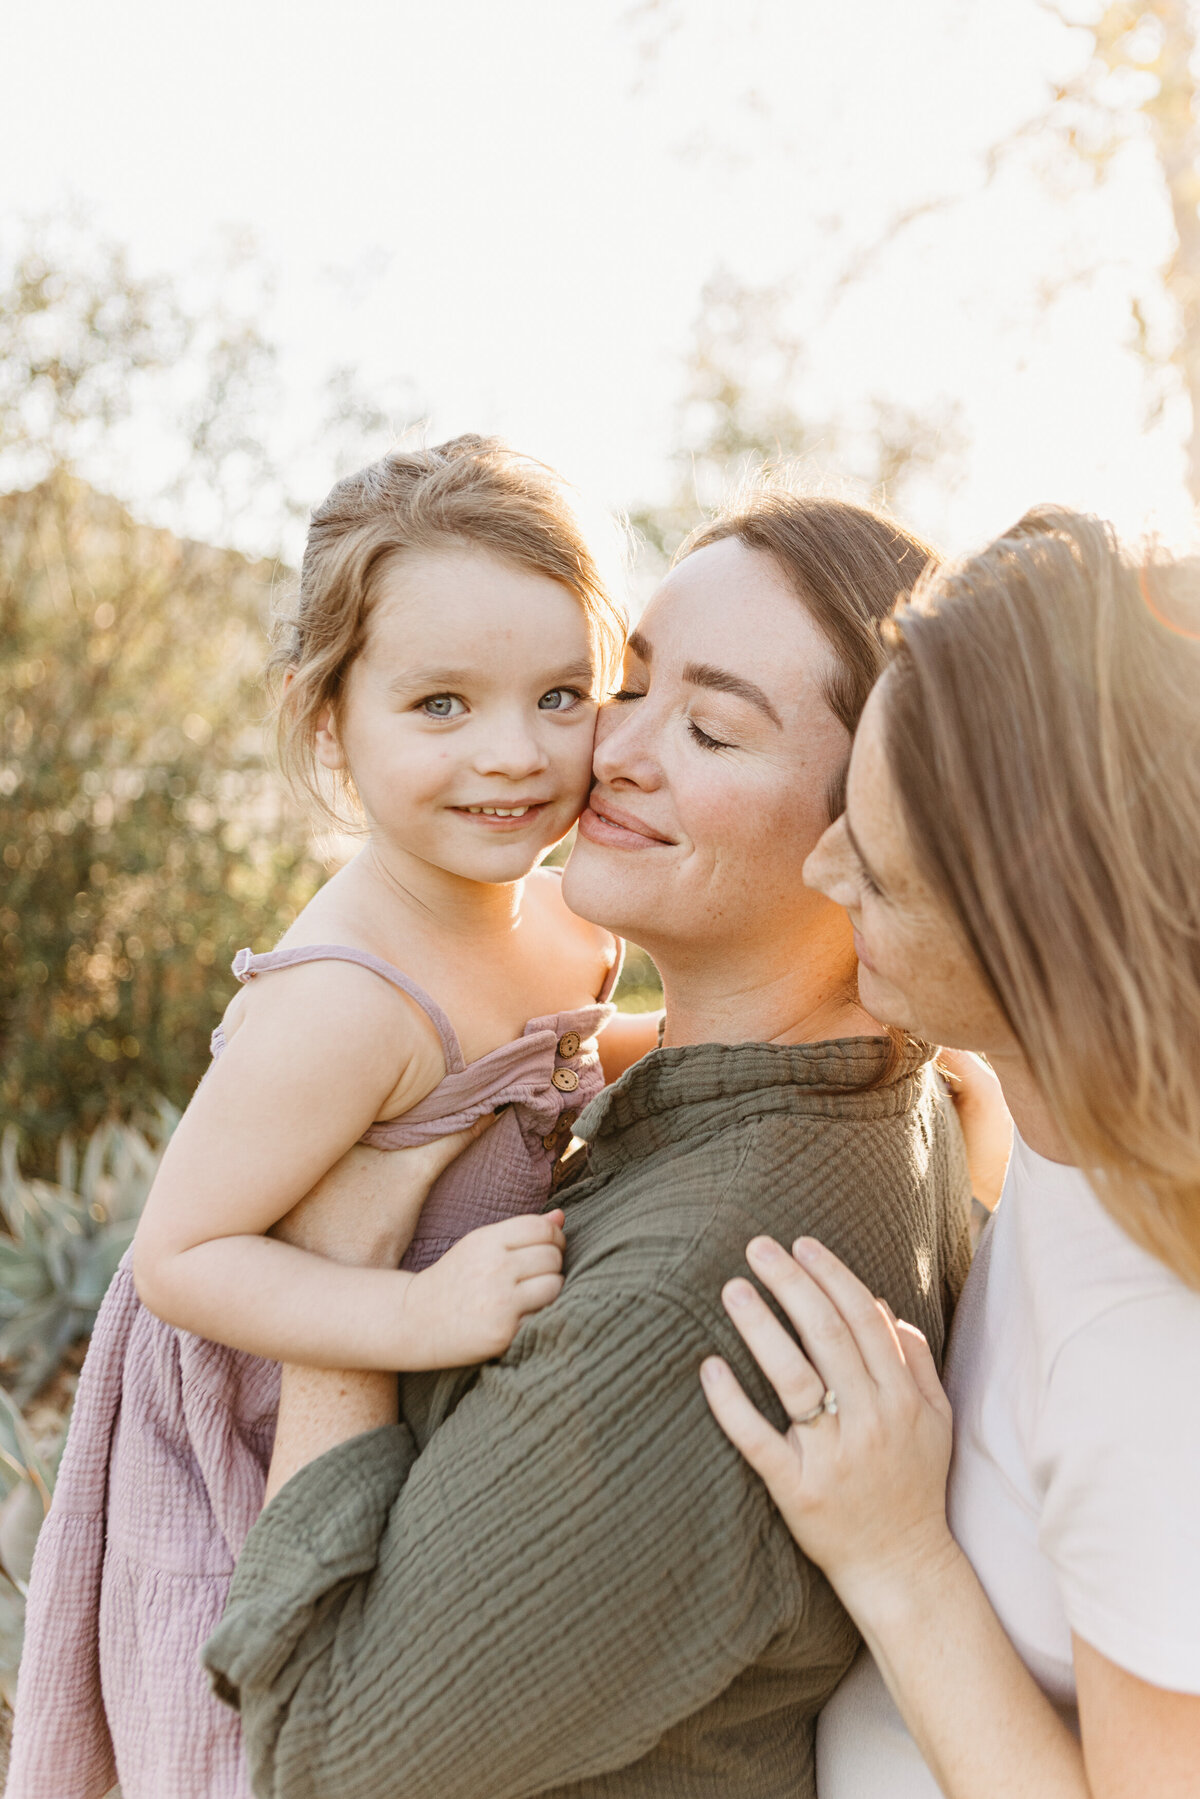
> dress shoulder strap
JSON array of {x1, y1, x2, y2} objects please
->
[
  {"x1": 597, "y1": 937, "x2": 625, "y2": 1004},
  {"x1": 230, "y1": 945, "x2": 466, "y2": 1073}
]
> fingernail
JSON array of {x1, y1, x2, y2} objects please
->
[
  {"x1": 794, "y1": 1237, "x2": 820, "y2": 1263},
  {"x1": 700, "y1": 1357, "x2": 725, "y2": 1386},
  {"x1": 747, "y1": 1236, "x2": 782, "y2": 1263},
  {"x1": 723, "y1": 1279, "x2": 754, "y2": 1309}
]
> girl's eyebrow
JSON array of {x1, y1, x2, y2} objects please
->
[
  {"x1": 389, "y1": 657, "x2": 597, "y2": 696},
  {"x1": 388, "y1": 667, "x2": 473, "y2": 694},
  {"x1": 844, "y1": 812, "x2": 886, "y2": 892}
]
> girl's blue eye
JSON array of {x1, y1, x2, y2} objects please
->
[
  {"x1": 420, "y1": 694, "x2": 466, "y2": 718},
  {"x1": 538, "y1": 687, "x2": 584, "y2": 711}
]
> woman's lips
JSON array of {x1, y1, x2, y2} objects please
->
[{"x1": 577, "y1": 800, "x2": 673, "y2": 850}]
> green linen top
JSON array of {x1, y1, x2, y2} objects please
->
[{"x1": 204, "y1": 1036, "x2": 972, "y2": 1799}]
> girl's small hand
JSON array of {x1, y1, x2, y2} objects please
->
[
  {"x1": 399, "y1": 1209, "x2": 566, "y2": 1367},
  {"x1": 700, "y1": 1235, "x2": 957, "y2": 1616}
]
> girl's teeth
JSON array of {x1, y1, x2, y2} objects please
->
[{"x1": 466, "y1": 806, "x2": 530, "y2": 816}]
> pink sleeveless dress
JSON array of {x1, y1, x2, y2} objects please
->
[{"x1": 7, "y1": 941, "x2": 619, "y2": 1799}]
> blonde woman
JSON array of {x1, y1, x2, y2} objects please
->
[{"x1": 702, "y1": 508, "x2": 1200, "y2": 1797}]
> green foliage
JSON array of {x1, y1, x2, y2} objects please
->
[
  {"x1": 0, "y1": 471, "x2": 324, "y2": 1167},
  {"x1": 0, "y1": 1385, "x2": 66, "y2": 1708},
  {"x1": 0, "y1": 1111, "x2": 170, "y2": 1402}
]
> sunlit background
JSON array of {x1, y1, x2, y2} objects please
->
[
  {"x1": 4, "y1": 0, "x2": 1197, "y2": 563},
  {"x1": 1, "y1": 0, "x2": 1199, "y2": 1740}
]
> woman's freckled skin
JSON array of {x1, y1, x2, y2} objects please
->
[
  {"x1": 803, "y1": 682, "x2": 1018, "y2": 1058},
  {"x1": 563, "y1": 538, "x2": 871, "y2": 1046}
]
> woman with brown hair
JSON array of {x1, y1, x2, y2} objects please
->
[
  {"x1": 702, "y1": 506, "x2": 1200, "y2": 1796},
  {"x1": 200, "y1": 486, "x2": 979, "y2": 1799}
]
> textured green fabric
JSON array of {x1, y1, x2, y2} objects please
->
[{"x1": 205, "y1": 1037, "x2": 971, "y2": 1799}]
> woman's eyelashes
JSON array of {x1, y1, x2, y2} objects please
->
[
  {"x1": 687, "y1": 718, "x2": 735, "y2": 753},
  {"x1": 608, "y1": 686, "x2": 646, "y2": 703}
]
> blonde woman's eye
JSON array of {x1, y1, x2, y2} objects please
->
[
  {"x1": 419, "y1": 694, "x2": 466, "y2": 718},
  {"x1": 538, "y1": 687, "x2": 585, "y2": 711}
]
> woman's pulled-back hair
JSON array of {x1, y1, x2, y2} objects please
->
[
  {"x1": 271, "y1": 434, "x2": 626, "y2": 822},
  {"x1": 679, "y1": 484, "x2": 939, "y2": 816},
  {"x1": 882, "y1": 505, "x2": 1200, "y2": 1286}
]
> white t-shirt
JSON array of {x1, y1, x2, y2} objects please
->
[{"x1": 817, "y1": 1131, "x2": 1200, "y2": 1798}]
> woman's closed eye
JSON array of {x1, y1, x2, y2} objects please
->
[
  {"x1": 688, "y1": 718, "x2": 735, "y2": 753},
  {"x1": 608, "y1": 686, "x2": 646, "y2": 703}
]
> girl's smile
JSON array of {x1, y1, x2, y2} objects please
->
[{"x1": 314, "y1": 542, "x2": 601, "y2": 887}]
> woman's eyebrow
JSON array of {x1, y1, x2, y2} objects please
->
[
  {"x1": 681, "y1": 662, "x2": 783, "y2": 728},
  {"x1": 844, "y1": 812, "x2": 886, "y2": 891}
]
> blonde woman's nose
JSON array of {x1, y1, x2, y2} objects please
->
[{"x1": 803, "y1": 814, "x2": 852, "y2": 901}]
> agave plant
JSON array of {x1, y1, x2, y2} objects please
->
[
  {"x1": 0, "y1": 1104, "x2": 177, "y2": 1404},
  {"x1": 0, "y1": 1384, "x2": 66, "y2": 1709}
]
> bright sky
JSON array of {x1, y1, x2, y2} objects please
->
[{"x1": 2, "y1": 0, "x2": 1193, "y2": 563}]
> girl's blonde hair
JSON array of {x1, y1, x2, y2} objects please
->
[
  {"x1": 882, "y1": 506, "x2": 1200, "y2": 1286},
  {"x1": 271, "y1": 435, "x2": 626, "y2": 823}
]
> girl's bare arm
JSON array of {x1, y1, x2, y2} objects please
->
[{"x1": 132, "y1": 963, "x2": 560, "y2": 1371}]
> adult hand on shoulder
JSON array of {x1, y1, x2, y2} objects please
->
[{"x1": 701, "y1": 1235, "x2": 958, "y2": 1615}]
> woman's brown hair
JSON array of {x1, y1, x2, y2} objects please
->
[
  {"x1": 271, "y1": 435, "x2": 626, "y2": 823},
  {"x1": 882, "y1": 505, "x2": 1200, "y2": 1285},
  {"x1": 679, "y1": 485, "x2": 939, "y2": 814}
]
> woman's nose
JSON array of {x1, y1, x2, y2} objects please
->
[{"x1": 592, "y1": 699, "x2": 661, "y2": 789}]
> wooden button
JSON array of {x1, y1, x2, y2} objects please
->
[
  {"x1": 557, "y1": 1031, "x2": 581, "y2": 1060},
  {"x1": 551, "y1": 1067, "x2": 580, "y2": 1092},
  {"x1": 542, "y1": 1127, "x2": 563, "y2": 1150}
]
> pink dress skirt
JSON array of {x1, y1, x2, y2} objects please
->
[{"x1": 7, "y1": 942, "x2": 617, "y2": 1799}]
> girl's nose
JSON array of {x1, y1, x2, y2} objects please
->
[
  {"x1": 472, "y1": 713, "x2": 550, "y2": 781},
  {"x1": 592, "y1": 699, "x2": 662, "y2": 791}
]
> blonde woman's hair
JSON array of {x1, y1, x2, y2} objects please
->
[
  {"x1": 271, "y1": 435, "x2": 626, "y2": 823},
  {"x1": 882, "y1": 505, "x2": 1200, "y2": 1286}
]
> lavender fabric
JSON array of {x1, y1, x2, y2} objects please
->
[{"x1": 7, "y1": 942, "x2": 618, "y2": 1799}]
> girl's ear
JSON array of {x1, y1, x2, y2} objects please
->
[{"x1": 313, "y1": 703, "x2": 346, "y2": 771}]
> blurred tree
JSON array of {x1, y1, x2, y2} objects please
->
[
  {"x1": 0, "y1": 471, "x2": 322, "y2": 1162},
  {"x1": 827, "y1": 3, "x2": 1200, "y2": 507},
  {"x1": 1034, "y1": 2, "x2": 1200, "y2": 502},
  {"x1": 632, "y1": 267, "x2": 962, "y2": 567},
  {"x1": 0, "y1": 233, "x2": 339, "y2": 1167}
]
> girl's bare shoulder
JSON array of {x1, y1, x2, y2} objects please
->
[
  {"x1": 212, "y1": 927, "x2": 449, "y2": 1115},
  {"x1": 527, "y1": 865, "x2": 619, "y2": 1000}
]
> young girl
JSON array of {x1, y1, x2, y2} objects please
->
[{"x1": 9, "y1": 436, "x2": 654, "y2": 1799}]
